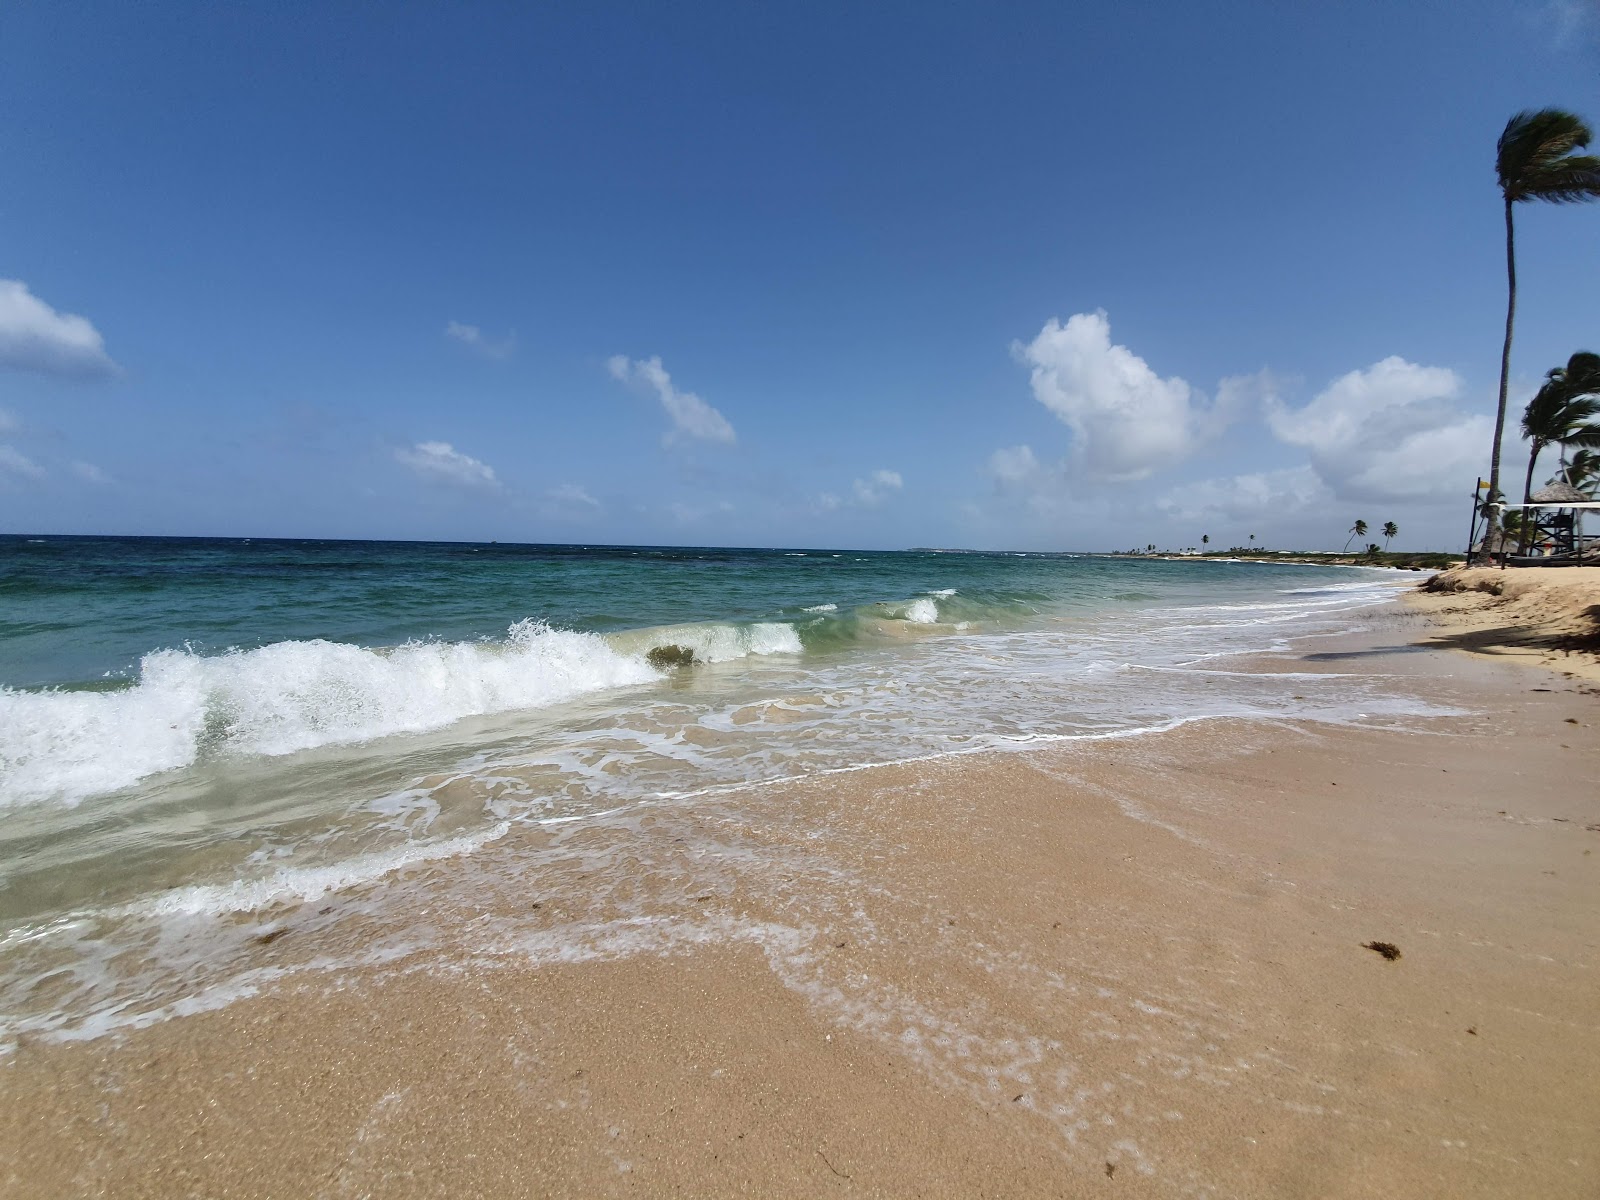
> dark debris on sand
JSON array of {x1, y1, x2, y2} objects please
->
[{"x1": 1362, "y1": 940, "x2": 1402, "y2": 961}]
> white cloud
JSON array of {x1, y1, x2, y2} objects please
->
[
  {"x1": 0, "y1": 280, "x2": 118, "y2": 377},
  {"x1": 445, "y1": 321, "x2": 515, "y2": 360},
  {"x1": 1158, "y1": 465, "x2": 1329, "y2": 523},
  {"x1": 0, "y1": 407, "x2": 18, "y2": 435},
  {"x1": 608, "y1": 355, "x2": 737, "y2": 445},
  {"x1": 71, "y1": 460, "x2": 112, "y2": 485},
  {"x1": 987, "y1": 444, "x2": 1042, "y2": 488},
  {"x1": 1266, "y1": 357, "x2": 1487, "y2": 502},
  {"x1": 0, "y1": 445, "x2": 45, "y2": 482},
  {"x1": 1013, "y1": 312, "x2": 1236, "y2": 481},
  {"x1": 852, "y1": 468, "x2": 903, "y2": 505},
  {"x1": 813, "y1": 468, "x2": 903, "y2": 513},
  {"x1": 394, "y1": 441, "x2": 502, "y2": 490},
  {"x1": 1541, "y1": 0, "x2": 1597, "y2": 45},
  {"x1": 545, "y1": 483, "x2": 600, "y2": 509}
]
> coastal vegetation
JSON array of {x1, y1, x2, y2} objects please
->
[
  {"x1": 1518, "y1": 351, "x2": 1600, "y2": 507},
  {"x1": 1111, "y1": 547, "x2": 1459, "y2": 571},
  {"x1": 1485, "y1": 109, "x2": 1600, "y2": 517}
]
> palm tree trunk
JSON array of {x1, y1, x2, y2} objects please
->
[
  {"x1": 1518, "y1": 440, "x2": 1543, "y2": 555},
  {"x1": 1485, "y1": 198, "x2": 1517, "y2": 561}
]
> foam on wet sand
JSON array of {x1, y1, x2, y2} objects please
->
[{"x1": 3, "y1": 602, "x2": 1597, "y2": 1198}]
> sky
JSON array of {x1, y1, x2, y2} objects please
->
[{"x1": 1, "y1": 1, "x2": 1597, "y2": 552}]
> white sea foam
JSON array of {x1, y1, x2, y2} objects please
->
[
  {"x1": 0, "y1": 621, "x2": 659, "y2": 808},
  {"x1": 607, "y1": 621, "x2": 803, "y2": 663},
  {"x1": 802, "y1": 603, "x2": 838, "y2": 613},
  {"x1": 132, "y1": 822, "x2": 511, "y2": 918},
  {"x1": 904, "y1": 597, "x2": 940, "y2": 623}
]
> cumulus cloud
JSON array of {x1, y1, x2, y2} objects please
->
[
  {"x1": 814, "y1": 468, "x2": 903, "y2": 512},
  {"x1": 607, "y1": 355, "x2": 737, "y2": 445},
  {"x1": 852, "y1": 468, "x2": 903, "y2": 505},
  {"x1": 987, "y1": 445, "x2": 1042, "y2": 489},
  {"x1": 1013, "y1": 312, "x2": 1237, "y2": 481},
  {"x1": 445, "y1": 321, "x2": 515, "y2": 360},
  {"x1": 0, "y1": 444, "x2": 45, "y2": 483},
  {"x1": 0, "y1": 280, "x2": 119, "y2": 377},
  {"x1": 1266, "y1": 357, "x2": 1488, "y2": 502},
  {"x1": 1159, "y1": 465, "x2": 1329, "y2": 523},
  {"x1": 545, "y1": 482, "x2": 600, "y2": 509},
  {"x1": 394, "y1": 441, "x2": 502, "y2": 490}
]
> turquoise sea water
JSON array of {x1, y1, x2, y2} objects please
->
[{"x1": 0, "y1": 535, "x2": 1430, "y2": 1043}]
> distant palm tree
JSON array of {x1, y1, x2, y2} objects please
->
[
  {"x1": 1202, "y1": 534, "x2": 1209, "y2": 547},
  {"x1": 1485, "y1": 110, "x2": 1600, "y2": 524},
  {"x1": 1248, "y1": 533, "x2": 1256, "y2": 546},
  {"x1": 1343, "y1": 519, "x2": 1368, "y2": 552},
  {"x1": 1563, "y1": 448, "x2": 1600, "y2": 494},
  {"x1": 1382, "y1": 521, "x2": 1398, "y2": 550},
  {"x1": 1519, "y1": 352, "x2": 1600, "y2": 509}
]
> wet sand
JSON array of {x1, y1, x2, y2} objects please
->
[{"x1": 4, "y1": 606, "x2": 1598, "y2": 1198}]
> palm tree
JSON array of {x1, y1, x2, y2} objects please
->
[
  {"x1": 1519, "y1": 352, "x2": 1600, "y2": 510},
  {"x1": 1202, "y1": 533, "x2": 1209, "y2": 548},
  {"x1": 1343, "y1": 519, "x2": 1368, "y2": 552},
  {"x1": 1382, "y1": 521, "x2": 1398, "y2": 550},
  {"x1": 1485, "y1": 110, "x2": 1600, "y2": 529},
  {"x1": 1563, "y1": 447, "x2": 1600, "y2": 495}
]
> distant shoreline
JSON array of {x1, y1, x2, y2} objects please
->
[{"x1": 1114, "y1": 550, "x2": 1464, "y2": 571}]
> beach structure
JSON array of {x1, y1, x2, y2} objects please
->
[{"x1": 1501, "y1": 481, "x2": 1600, "y2": 565}]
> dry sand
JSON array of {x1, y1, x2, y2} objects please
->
[
  {"x1": 1405, "y1": 565, "x2": 1600, "y2": 682},
  {"x1": 3, "y1": 602, "x2": 1597, "y2": 1198}
]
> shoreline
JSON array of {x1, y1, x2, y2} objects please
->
[{"x1": 3, "y1": 601, "x2": 1598, "y2": 1197}]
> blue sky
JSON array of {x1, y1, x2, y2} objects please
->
[{"x1": 1, "y1": 1, "x2": 1597, "y2": 550}]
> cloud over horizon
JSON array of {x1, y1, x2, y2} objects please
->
[
  {"x1": 545, "y1": 482, "x2": 600, "y2": 510},
  {"x1": 394, "y1": 441, "x2": 503, "y2": 490},
  {"x1": 1266, "y1": 356, "x2": 1488, "y2": 503},
  {"x1": 607, "y1": 355, "x2": 737, "y2": 445},
  {"x1": 817, "y1": 467, "x2": 904, "y2": 512},
  {"x1": 0, "y1": 280, "x2": 119, "y2": 377},
  {"x1": 1013, "y1": 312, "x2": 1237, "y2": 482},
  {"x1": 0, "y1": 444, "x2": 46, "y2": 484}
]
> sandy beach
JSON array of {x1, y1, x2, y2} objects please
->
[
  {"x1": 4, "y1": 587, "x2": 1597, "y2": 1199},
  {"x1": 1406, "y1": 565, "x2": 1600, "y2": 682}
]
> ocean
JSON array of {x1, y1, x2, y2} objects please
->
[{"x1": 0, "y1": 535, "x2": 1438, "y2": 1045}]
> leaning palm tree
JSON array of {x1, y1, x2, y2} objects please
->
[
  {"x1": 1485, "y1": 110, "x2": 1600, "y2": 530},
  {"x1": 1382, "y1": 521, "x2": 1398, "y2": 550},
  {"x1": 1343, "y1": 519, "x2": 1368, "y2": 552},
  {"x1": 1519, "y1": 352, "x2": 1600, "y2": 511}
]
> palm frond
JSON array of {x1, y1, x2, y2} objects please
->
[
  {"x1": 1561, "y1": 420, "x2": 1600, "y2": 450},
  {"x1": 1522, "y1": 157, "x2": 1600, "y2": 203},
  {"x1": 1498, "y1": 109, "x2": 1597, "y2": 200}
]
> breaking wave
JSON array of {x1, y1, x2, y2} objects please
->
[{"x1": 0, "y1": 620, "x2": 661, "y2": 807}]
